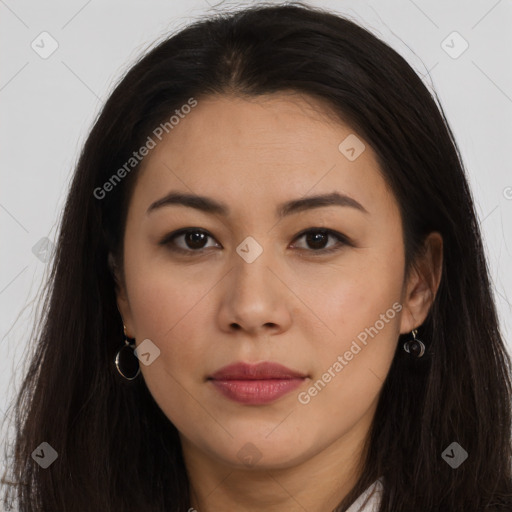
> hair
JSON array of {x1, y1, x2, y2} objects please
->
[{"x1": 2, "y1": 2, "x2": 511, "y2": 511}]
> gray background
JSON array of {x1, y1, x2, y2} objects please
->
[{"x1": 1, "y1": 0, "x2": 511, "y2": 482}]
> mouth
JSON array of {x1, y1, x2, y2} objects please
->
[{"x1": 207, "y1": 361, "x2": 308, "y2": 405}]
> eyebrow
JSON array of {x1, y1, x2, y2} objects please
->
[{"x1": 146, "y1": 191, "x2": 369, "y2": 217}]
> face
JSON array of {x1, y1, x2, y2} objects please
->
[{"x1": 115, "y1": 93, "x2": 432, "y2": 473}]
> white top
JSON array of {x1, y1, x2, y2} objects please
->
[{"x1": 345, "y1": 478, "x2": 384, "y2": 512}]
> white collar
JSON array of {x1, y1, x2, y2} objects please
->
[{"x1": 345, "y1": 478, "x2": 384, "y2": 512}]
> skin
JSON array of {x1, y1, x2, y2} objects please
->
[{"x1": 114, "y1": 93, "x2": 443, "y2": 512}]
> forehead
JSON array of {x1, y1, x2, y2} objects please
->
[{"x1": 129, "y1": 93, "x2": 395, "y2": 220}]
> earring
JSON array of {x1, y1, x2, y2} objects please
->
[
  {"x1": 403, "y1": 328, "x2": 426, "y2": 358},
  {"x1": 114, "y1": 324, "x2": 141, "y2": 380}
]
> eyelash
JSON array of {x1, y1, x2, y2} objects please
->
[{"x1": 159, "y1": 227, "x2": 350, "y2": 256}]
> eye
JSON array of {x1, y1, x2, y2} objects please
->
[
  {"x1": 291, "y1": 228, "x2": 349, "y2": 255},
  {"x1": 159, "y1": 227, "x2": 350, "y2": 255},
  {"x1": 159, "y1": 228, "x2": 220, "y2": 254}
]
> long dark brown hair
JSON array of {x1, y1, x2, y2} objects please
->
[{"x1": 2, "y1": 2, "x2": 511, "y2": 510}]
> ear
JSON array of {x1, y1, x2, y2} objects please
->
[
  {"x1": 399, "y1": 232, "x2": 443, "y2": 334},
  {"x1": 108, "y1": 252, "x2": 135, "y2": 338}
]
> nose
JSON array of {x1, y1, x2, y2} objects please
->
[{"x1": 216, "y1": 247, "x2": 293, "y2": 337}]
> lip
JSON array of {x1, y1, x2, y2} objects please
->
[{"x1": 208, "y1": 362, "x2": 308, "y2": 405}]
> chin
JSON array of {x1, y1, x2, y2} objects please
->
[{"x1": 210, "y1": 434, "x2": 313, "y2": 471}]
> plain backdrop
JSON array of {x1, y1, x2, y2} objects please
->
[{"x1": 1, "y1": 0, "x2": 511, "y2": 478}]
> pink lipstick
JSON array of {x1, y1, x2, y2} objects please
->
[{"x1": 208, "y1": 362, "x2": 307, "y2": 405}]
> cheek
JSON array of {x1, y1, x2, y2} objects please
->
[
  {"x1": 302, "y1": 247, "x2": 404, "y2": 406},
  {"x1": 314, "y1": 250, "x2": 404, "y2": 340},
  {"x1": 127, "y1": 271, "x2": 209, "y2": 354},
  {"x1": 297, "y1": 264, "x2": 402, "y2": 434},
  {"x1": 124, "y1": 268, "x2": 213, "y2": 428},
  {"x1": 123, "y1": 234, "x2": 204, "y2": 336},
  {"x1": 123, "y1": 250, "x2": 224, "y2": 396}
]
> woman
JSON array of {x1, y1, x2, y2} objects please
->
[{"x1": 2, "y1": 2, "x2": 511, "y2": 511}]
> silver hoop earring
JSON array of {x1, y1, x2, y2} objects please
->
[
  {"x1": 403, "y1": 328, "x2": 425, "y2": 358},
  {"x1": 114, "y1": 324, "x2": 141, "y2": 380}
]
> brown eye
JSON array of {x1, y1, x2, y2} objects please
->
[
  {"x1": 291, "y1": 228, "x2": 349, "y2": 254},
  {"x1": 305, "y1": 231, "x2": 329, "y2": 249},
  {"x1": 160, "y1": 227, "x2": 349, "y2": 256},
  {"x1": 182, "y1": 231, "x2": 209, "y2": 250},
  {"x1": 160, "y1": 228, "x2": 219, "y2": 253}
]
